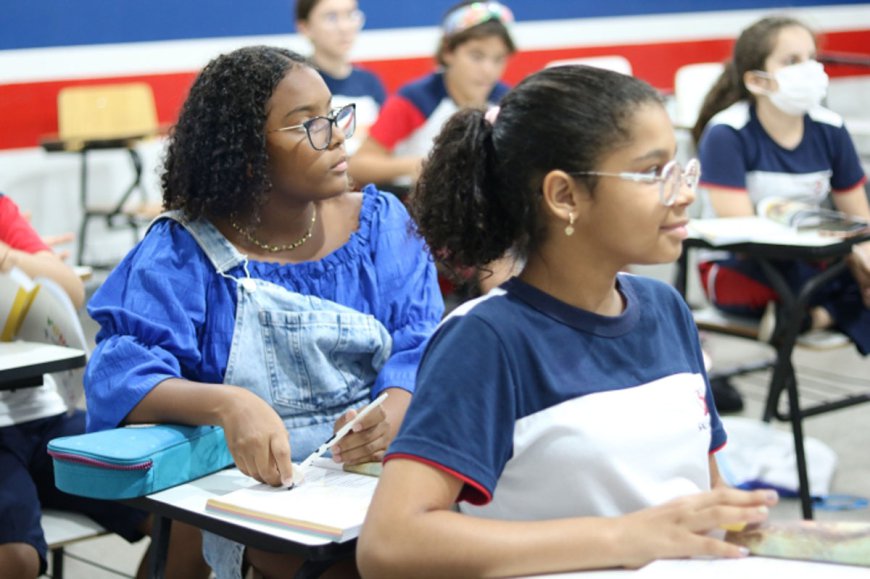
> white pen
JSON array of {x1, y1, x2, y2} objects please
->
[{"x1": 295, "y1": 391, "x2": 389, "y2": 477}]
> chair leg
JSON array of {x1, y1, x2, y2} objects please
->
[
  {"x1": 784, "y1": 367, "x2": 814, "y2": 519},
  {"x1": 51, "y1": 546, "x2": 65, "y2": 579},
  {"x1": 77, "y1": 150, "x2": 89, "y2": 266}
]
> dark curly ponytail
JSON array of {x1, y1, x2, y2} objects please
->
[{"x1": 411, "y1": 108, "x2": 518, "y2": 270}]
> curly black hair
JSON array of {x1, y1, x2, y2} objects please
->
[
  {"x1": 161, "y1": 46, "x2": 310, "y2": 222},
  {"x1": 411, "y1": 65, "x2": 662, "y2": 270}
]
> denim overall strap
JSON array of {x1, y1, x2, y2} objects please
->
[
  {"x1": 160, "y1": 212, "x2": 392, "y2": 459},
  {"x1": 152, "y1": 211, "x2": 247, "y2": 275},
  {"x1": 164, "y1": 213, "x2": 392, "y2": 579}
]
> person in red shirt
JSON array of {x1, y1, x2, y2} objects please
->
[{"x1": 0, "y1": 194, "x2": 83, "y2": 308}]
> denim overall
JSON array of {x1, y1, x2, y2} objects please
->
[{"x1": 160, "y1": 212, "x2": 392, "y2": 578}]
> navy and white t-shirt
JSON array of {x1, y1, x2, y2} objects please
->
[
  {"x1": 387, "y1": 274, "x2": 726, "y2": 521},
  {"x1": 697, "y1": 101, "x2": 867, "y2": 217},
  {"x1": 319, "y1": 67, "x2": 386, "y2": 155},
  {"x1": 369, "y1": 71, "x2": 509, "y2": 183}
]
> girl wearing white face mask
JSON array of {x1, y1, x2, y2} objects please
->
[{"x1": 692, "y1": 16, "x2": 870, "y2": 362}]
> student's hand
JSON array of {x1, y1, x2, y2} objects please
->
[
  {"x1": 847, "y1": 241, "x2": 870, "y2": 308},
  {"x1": 612, "y1": 487, "x2": 778, "y2": 568},
  {"x1": 0, "y1": 241, "x2": 13, "y2": 272},
  {"x1": 331, "y1": 388, "x2": 411, "y2": 465},
  {"x1": 41, "y1": 232, "x2": 75, "y2": 262},
  {"x1": 218, "y1": 388, "x2": 294, "y2": 487}
]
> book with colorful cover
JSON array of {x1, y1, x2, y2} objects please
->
[
  {"x1": 204, "y1": 459, "x2": 378, "y2": 542},
  {"x1": 726, "y1": 521, "x2": 870, "y2": 567},
  {"x1": 0, "y1": 266, "x2": 88, "y2": 408},
  {"x1": 758, "y1": 198, "x2": 869, "y2": 233}
]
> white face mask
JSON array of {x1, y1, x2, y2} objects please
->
[{"x1": 752, "y1": 60, "x2": 829, "y2": 116}]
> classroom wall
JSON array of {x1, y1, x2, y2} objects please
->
[{"x1": 2, "y1": 1, "x2": 869, "y2": 263}]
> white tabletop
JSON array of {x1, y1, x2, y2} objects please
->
[
  {"x1": 523, "y1": 557, "x2": 870, "y2": 577},
  {"x1": 147, "y1": 467, "x2": 334, "y2": 547},
  {"x1": 0, "y1": 340, "x2": 86, "y2": 372},
  {"x1": 153, "y1": 469, "x2": 869, "y2": 576}
]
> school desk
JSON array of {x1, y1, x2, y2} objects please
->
[
  {"x1": 521, "y1": 555, "x2": 870, "y2": 577},
  {"x1": 0, "y1": 341, "x2": 86, "y2": 390},
  {"x1": 676, "y1": 219, "x2": 870, "y2": 520},
  {"x1": 123, "y1": 467, "x2": 356, "y2": 579}
]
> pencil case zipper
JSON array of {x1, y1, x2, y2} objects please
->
[{"x1": 47, "y1": 450, "x2": 153, "y2": 471}]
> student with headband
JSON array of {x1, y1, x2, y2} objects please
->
[{"x1": 349, "y1": 0, "x2": 516, "y2": 189}]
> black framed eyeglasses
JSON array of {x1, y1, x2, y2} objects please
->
[
  {"x1": 571, "y1": 158, "x2": 701, "y2": 207},
  {"x1": 270, "y1": 103, "x2": 356, "y2": 151}
]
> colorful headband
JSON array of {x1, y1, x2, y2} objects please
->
[{"x1": 443, "y1": 2, "x2": 515, "y2": 37}]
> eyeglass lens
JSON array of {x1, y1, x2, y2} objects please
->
[
  {"x1": 662, "y1": 160, "x2": 700, "y2": 206},
  {"x1": 321, "y1": 9, "x2": 365, "y2": 28},
  {"x1": 307, "y1": 106, "x2": 356, "y2": 150}
]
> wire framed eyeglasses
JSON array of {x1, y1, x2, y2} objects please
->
[
  {"x1": 318, "y1": 8, "x2": 366, "y2": 29},
  {"x1": 270, "y1": 103, "x2": 356, "y2": 151},
  {"x1": 571, "y1": 158, "x2": 701, "y2": 207}
]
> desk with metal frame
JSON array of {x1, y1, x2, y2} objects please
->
[
  {"x1": 41, "y1": 135, "x2": 153, "y2": 268},
  {"x1": 0, "y1": 341, "x2": 87, "y2": 390},
  {"x1": 676, "y1": 227, "x2": 870, "y2": 520},
  {"x1": 123, "y1": 467, "x2": 356, "y2": 579}
]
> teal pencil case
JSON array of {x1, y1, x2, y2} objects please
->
[{"x1": 48, "y1": 424, "x2": 234, "y2": 499}]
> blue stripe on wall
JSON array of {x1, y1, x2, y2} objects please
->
[{"x1": 3, "y1": 0, "x2": 866, "y2": 50}]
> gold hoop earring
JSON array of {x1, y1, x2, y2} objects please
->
[{"x1": 565, "y1": 213, "x2": 575, "y2": 237}]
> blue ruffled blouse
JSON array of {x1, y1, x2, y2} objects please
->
[{"x1": 84, "y1": 186, "x2": 444, "y2": 432}]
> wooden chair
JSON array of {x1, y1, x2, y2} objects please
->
[{"x1": 42, "y1": 83, "x2": 161, "y2": 268}]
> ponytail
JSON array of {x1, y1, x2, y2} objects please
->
[
  {"x1": 412, "y1": 66, "x2": 661, "y2": 273},
  {"x1": 691, "y1": 62, "x2": 745, "y2": 145},
  {"x1": 411, "y1": 108, "x2": 518, "y2": 270}
]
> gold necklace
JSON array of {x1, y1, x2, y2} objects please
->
[{"x1": 231, "y1": 205, "x2": 317, "y2": 253}]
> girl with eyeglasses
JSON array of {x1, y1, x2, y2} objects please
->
[
  {"x1": 295, "y1": 0, "x2": 386, "y2": 155},
  {"x1": 694, "y1": 16, "x2": 870, "y2": 355},
  {"x1": 349, "y1": 0, "x2": 516, "y2": 189},
  {"x1": 357, "y1": 65, "x2": 779, "y2": 577},
  {"x1": 84, "y1": 45, "x2": 443, "y2": 579}
]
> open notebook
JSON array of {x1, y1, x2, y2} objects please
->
[
  {"x1": 688, "y1": 217, "x2": 845, "y2": 247},
  {"x1": 205, "y1": 459, "x2": 378, "y2": 542}
]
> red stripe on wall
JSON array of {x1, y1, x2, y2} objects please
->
[{"x1": 1, "y1": 30, "x2": 867, "y2": 151}]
